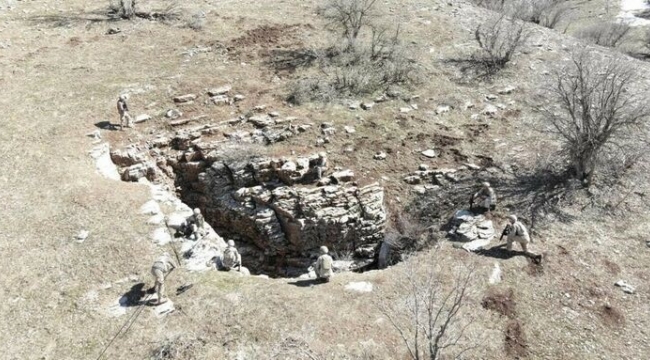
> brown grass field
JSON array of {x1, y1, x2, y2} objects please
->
[{"x1": 1, "y1": 0, "x2": 650, "y2": 359}]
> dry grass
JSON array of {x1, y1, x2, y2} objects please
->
[{"x1": 1, "y1": 0, "x2": 650, "y2": 359}]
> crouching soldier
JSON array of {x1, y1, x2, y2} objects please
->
[
  {"x1": 500, "y1": 215, "x2": 541, "y2": 261},
  {"x1": 222, "y1": 240, "x2": 242, "y2": 271},
  {"x1": 179, "y1": 208, "x2": 206, "y2": 240},
  {"x1": 151, "y1": 253, "x2": 176, "y2": 305},
  {"x1": 471, "y1": 182, "x2": 496, "y2": 214},
  {"x1": 315, "y1": 246, "x2": 333, "y2": 283}
]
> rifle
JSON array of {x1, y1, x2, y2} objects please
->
[
  {"x1": 500, "y1": 224, "x2": 512, "y2": 241},
  {"x1": 469, "y1": 194, "x2": 475, "y2": 211}
]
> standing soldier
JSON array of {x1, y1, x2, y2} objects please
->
[
  {"x1": 117, "y1": 94, "x2": 133, "y2": 129},
  {"x1": 151, "y1": 253, "x2": 176, "y2": 305},
  {"x1": 222, "y1": 240, "x2": 242, "y2": 271},
  {"x1": 471, "y1": 182, "x2": 496, "y2": 214},
  {"x1": 314, "y1": 152, "x2": 328, "y2": 180},
  {"x1": 315, "y1": 246, "x2": 333, "y2": 283},
  {"x1": 501, "y1": 215, "x2": 541, "y2": 260}
]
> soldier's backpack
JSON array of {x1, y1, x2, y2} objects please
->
[{"x1": 321, "y1": 255, "x2": 332, "y2": 271}]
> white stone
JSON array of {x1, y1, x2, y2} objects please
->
[
  {"x1": 483, "y1": 105, "x2": 498, "y2": 116},
  {"x1": 140, "y1": 200, "x2": 161, "y2": 215},
  {"x1": 373, "y1": 152, "x2": 387, "y2": 160},
  {"x1": 88, "y1": 143, "x2": 121, "y2": 181},
  {"x1": 421, "y1": 149, "x2": 437, "y2": 158},
  {"x1": 361, "y1": 101, "x2": 375, "y2": 110},
  {"x1": 75, "y1": 230, "x2": 89, "y2": 242},
  {"x1": 233, "y1": 94, "x2": 246, "y2": 102},
  {"x1": 498, "y1": 86, "x2": 516, "y2": 95},
  {"x1": 208, "y1": 85, "x2": 231, "y2": 96},
  {"x1": 344, "y1": 126, "x2": 356, "y2": 134},
  {"x1": 615, "y1": 280, "x2": 636, "y2": 294},
  {"x1": 435, "y1": 105, "x2": 451, "y2": 115},
  {"x1": 151, "y1": 227, "x2": 172, "y2": 245},
  {"x1": 489, "y1": 263, "x2": 502, "y2": 284},
  {"x1": 485, "y1": 94, "x2": 498, "y2": 101},
  {"x1": 152, "y1": 300, "x2": 175, "y2": 317},
  {"x1": 166, "y1": 109, "x2": 182, "y2": 119},
  {"x1": 400, "y1": 107, "x2": 412, "y2": 113},
  {"x1": 345, "y1": 281, "x2": 373, "y2": 293},
  {"x1": 147, "y1": 214, "x2": 165, "y2": 225},
  {"x1": 134, "y1": 114, "x2": 151, "y2": 123}
]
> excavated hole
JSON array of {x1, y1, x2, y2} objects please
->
[{"x1": 110, "y1": 137, "x2": 389, "y2": 278}]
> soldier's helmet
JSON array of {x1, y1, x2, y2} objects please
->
[
  {"x1": 193, "y1": 208, "x2": 201, "y2": 215},
  {"x1": 482, "y1": 182, "x2": 490, "y2": 188},
  {"x1": 507, "y1": 215, "x2": 517, "y2": 223},
  {"x1": 119, "y1": 94, "x2": 128, "y2": 101},
  {"x1": 320, "y1": 246, "x2": 329, "y2": 254},
  {"x1": 318, "y1": 152, "x2": 326, "y2": 159},
  {"x1": 227, "y1": 240, "x2": 235, "y2": 247}
]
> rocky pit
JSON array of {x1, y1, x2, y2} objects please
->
[{"x1": 108, "y1": 119, "x2": 387, "y2": 277}]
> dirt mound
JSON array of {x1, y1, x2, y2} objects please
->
[
  {"x1": 482, "y1": 288, "x2": 516, "y2": 319},
  {"x1": 505, "y1": 320, "x2": 528, "y2": 358},
  {"x1": 229, "y1": 24, "x2": 303, "y2": 52},
  {"x1": 599, "y1": 304, "x2": 625, "y2": 328}
]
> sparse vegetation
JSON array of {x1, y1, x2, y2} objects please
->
[
  {"x1": 545, "y1": 51, "x2": 650, "y2": 185},
  {"x1": 287, "y1": 0, "x2": 416, "y2": 103},
  {"x1": 376, "y1": 260, "x2": 477, "y2": 360},
  {"x1": 472, "y1": 0, "x2": 570, "y2": 29},
  {"x1": 577, "y1": 22, "x2": 632, "y2": 48},
  {"x1": 473, "y1": 16, "x2": 527, "y2": 75}
]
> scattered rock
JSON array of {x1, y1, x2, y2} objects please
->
[
  {"x1": 450, "y1": 210, "x2": 495, "y2": 250},
  {"x1": 435, "y1": 105, "x2": 451, "y2": 115},
  {"x1": 466, "y1": 163, "x2": 481, "y2": 170},
  {"x1": 140, "y1": 200, "x2": 161, "y2": 215},
  {"x1": 75, "y1": 230, "x2": 89, "y2": 242},
  {"x1": 173, "y1": 94, "x2": 197, "y2": 104},
  {"x1": 269, "y1": 111, "x2": 280, "y2": 118},
  {"x1": 253, "y1": 105, "x2": 267, "y2": 112},
  {"x1": 483, "y1": 105, "x2": 498, "y2": 117},
  {"x1": 147, "y1": 214, "x2": 165, "y2": 225},
  {"x1": 418, "y1": 164, "x2": 429, "y2": 171},
  {"x1": 361, "y1": 101, "x2": 375, "y2": 110},
  {"x1": 330, "y1": 169, "x2": 354, "y2": 183},
  {"x1": 464, "y1": 101, "x2": 475, "y2": 110},
  {"x1": 345, "y1": 281, "x2": 373, "y2": 293},
  {"x1": 211, "y1": 95, "x2": 229, "y2": 105},
  {"x1": 373, "y1": 152, "x2": 387, "y2": 160},
  {"x1": 614, "y1": 280, "x2": 636, "y2": 294},
  {"x1": 470, "y1": 114, "x2": 481, "y2": 121},
  {"x1": 321, "y1": 123, "x2": 336, "y2": 136},
  {"x1": 165, "y1": 109, "x2": 182, "y2": 119},
  {"x1": 400, "y1": 107, "x2": 412, "y2": 113},
  {"x1": 410, "y1": 104, "x2": 419, "y2": 110},
  {"x1": 375, "y1": 94, "x2": 388, "y2": 103},
  {"x1": 106, "y1": 27, "x2": 121, "y2": 35},
  {"x1": 233, "y1": 94, "x2": 246, "y2": 102},
  {"x1": 404, "y1": 175, "x2": 421, "y2": 185},
  {"x1": 134, "y1": 114, "x2": 151, "y2": 123},
  {"x1": 413, "y1": 185, "x2": 426, "y2": 195},
  {"x1": 485, "y1": 94, "x2": 498, "y2": 101},
  {"x1": 498, "y1": 86, "x2": 516, "y2": 95},
  {"x1": 207, "y1": 85, "x2": 231, "y2": 96},
  {"x1": 151, "y1": 227, "x2": 172, "y2": 245},
  {"x1": 348, "y1": 102, "x2": 360, "y2": 110},
  {"x1": 421, "y1": 149, "x2": 437, "y2": 158},
  {"x1": 489, "y1": 263, "x2": 502, "y2": 284},
  {"x1": 344, "y1": 126, "x2": 356, "y2": 134},
  {"x1": 248, "y1": 115, "x2": 274, "y2": 128}
]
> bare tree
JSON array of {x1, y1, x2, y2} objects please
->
[
  {"x1": 376, "y1": 259, "x2": 477, "y2": 360},
  {"x1": 318, "y1": 0, "x2": 378, "y2": 49},
  {"x1": 473, "y1": 16, "x2": 527, "y2": 75},
  {"x1": 577, "y1": 21, "x2": 631, "y2": 48},
  {"x1": 545, "y1": 52, "x2": 650, "y2": 185}
]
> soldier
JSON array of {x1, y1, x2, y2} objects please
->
[
  {"x1": 315, "y1": 246, "x2": 333, "y2": 283},
  {"x1": 471, "y1": 182, "x2": 496, "y2": 213},
  {"x1": 181, "y1": 208, "x2": 206, "y2": 240},
  {"x1": 150, "y1": 253, "x2": 176, "y2": 305},
  {"x1": 222, "y1": 240, "x2": 242, "y2": 271},
  {"x1": 500, "y1": 215, "x2": 540, "y2": 260},
  {"x1": 314, "y1": 152, "x2": 328, "y2": 180},
  {"x1": 117, "y1": 94, "x2": 133, "y2": 129}
]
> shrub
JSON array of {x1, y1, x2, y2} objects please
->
[{"x1": 473, "y1": 16, "x2": 527, "y2": 75}]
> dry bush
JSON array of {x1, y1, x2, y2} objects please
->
[
  {"x1": 577, "y1": 22, "x2": 631, "y2": 48},
  {"x1": 186, "y1": 11, "x2": 206, "y2": 31},
  {"x1": 151, "y1": 335, "x2": 206, "y2": 360},
  {"x1": 108, "y1": 0, "x2": 137, "y2": 19},
  {"x1": 287, "y1": 1, "x2": 416, "y2": 103},
  {"x1": 544, "y1": 51, "x2": 650, "y2": 186},
  {"x1": 318, "y1": 0, "x2": 379, "y2": 49},
  {"x1": 471, "y1": 0, "x2": 506, "y2": 11},
  {"x1": 473, "y1": 16, "x2": 527, "y2": 75},
  {"x1": 376, "y1": 259, "x2": 478, "y2": 360}
]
